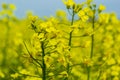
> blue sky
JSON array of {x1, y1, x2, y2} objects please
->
[{"x1": 0, "y1": 0, "x2": 120, "y2": 18}]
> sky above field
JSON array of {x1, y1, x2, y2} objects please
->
[{"x1": 0, "y1": 0, "x2": 120, "y2": 18}]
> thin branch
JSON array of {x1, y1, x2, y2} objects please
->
[
  {"x1": 23, "y1": 41, "x2": 43, "y2": 68},
  {"x1": 67, "y1": 9, "x2": 73, "y2": 16},
  {"x1": 70, "y1": 63, "x2": 82, "y2": 67},
  {"x1": 10, "y1": 67, "x2": 41, "y2": 78},
  {"x1": 71, "y1": 46, "x2": 82, "y2": 48}
]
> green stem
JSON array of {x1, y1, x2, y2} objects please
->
[
  {"x1": 68, "y1": 10, "x2": 75, "y2": 51},
  {"x1": 90, "y1": 14, "x2": 95, "y2": 59},
  {"x1": 41, "y1": 41, "x2": 46, "y2": 80},
  {"x1": 96, "y1": 70, "x2": 102, "y2": 80},
  {"x1": 87, "y1": 67, "x2": 91, "y2": 80},
  {"x1": 71, "y1": 11, "x2": 75, "y2": 25},
  {"x1": 66, "y1": 10, "x2": 75, "y2": 80},
  {"x1": 2, "y1": 16, "x2": 10, "y2": 66},
  {"x1": 87, "y1": 10, "x2": 95, "y2": 80},
  {"x1": 68, "y1": 31, "x2": 73, "y2": 51}
]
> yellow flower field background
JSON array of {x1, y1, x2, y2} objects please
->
[{"x1": 0, "y1": 0, "x2": 120, "y2": 80}]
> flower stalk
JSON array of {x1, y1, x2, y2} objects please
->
[
  {"x1": 66, "y1": 10, "x2": 75, "y2": 80},
  {"x1": 87, "y1": 8, "x2": 96, "y2": 80},
  {"x1": 41, "y1": 41, "x2": 46, "y2": 80}
]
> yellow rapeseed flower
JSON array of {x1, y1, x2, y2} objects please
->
[
  {"x1": 0, "y1": 71, "x2": 5, "y2": 78},
  {"x1": 86, "y1": 0, "x2": 93, "y2": 5},
  {"x1": 99, "y1": 4, "x2": 106, "y2": 11},
  {"x1": 28, "y1": 16, "x2": 38, "y2": 22},
  {"x1": 73, "y1": 4, "x2": 83, "y2": 13},
  {"x1": 60, "y1": 71, "x2": 68, "y2": 77},
  {"x1": 62, "y1": 0, "x2": 75, "y2": 9},
  {"x1": 78, "y1": 10, "x2": 85, "y2": 17},
  {"x1": 78, "y1": 10, "x2": 89, "y2": 22},
  {"x1": 11, "y1": 73, "x2": 19, "y2": 79},
  {"x1": 9, "y1": 4, "x2": 16, "y2": 10},
  {"x1": 2, "y1": 3, "x2": 8, "y2": 9}
]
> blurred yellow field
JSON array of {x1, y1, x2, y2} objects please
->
[{"x1": 0, "y1": 0, "x2": 120, "y2": 80}]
